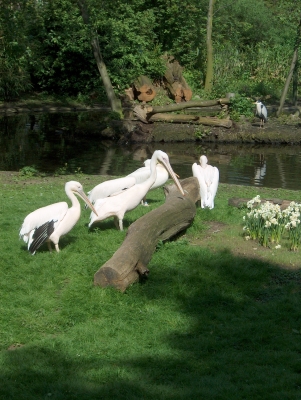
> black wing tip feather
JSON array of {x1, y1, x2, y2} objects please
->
[{"x1": 29, "y1": 220, "x2": 55, "y2": 254}]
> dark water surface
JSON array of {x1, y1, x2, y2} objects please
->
[{"x1": 1, "y1": 111, "x2": 301, "y2": 190}]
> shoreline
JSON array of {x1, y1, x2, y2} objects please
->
[{"x1": 1, "y1": 100, "x2": 300, "y2": 145}]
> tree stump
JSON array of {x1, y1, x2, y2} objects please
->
[
  {"x1": 163, "y1": 55, "x2": 192, "y2": 103},
  {"x1": 94, "y1": 177, "x2": 200, "y2": 292},
  {"x1": 133, "y1": 75, "x2": 156, "y2": 102}
]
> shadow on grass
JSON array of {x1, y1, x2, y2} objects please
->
[{"x1": 1, "y1": 246, "x2": 301, "y2": 399}]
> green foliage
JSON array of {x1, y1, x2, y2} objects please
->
[
  {"x1": 18, "y1": 165, "x2": 39, "y2": 178},
  {"x1": 0, "y1": 0, "x2": 299, "y2": 102},
  {"x1": 194, "y1": 126, "x2": 211, "y2": 139},
  {"x1": 0, "y1": 1, "x2": 34, "y2": 100},
  {"x1": 54, "y1": 163, "x2": 83, "y2": 177},
  {"x1": 229, "y1": 94, "x2": 254, "y2": 120}
]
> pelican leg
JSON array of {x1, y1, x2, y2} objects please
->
[{"x1": 113, "y1": 216, "x2": 119, "y2": 230}]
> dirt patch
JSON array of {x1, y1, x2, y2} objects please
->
[{"x1": 187, "y1": 220, "x2": 300, "y2": 270}]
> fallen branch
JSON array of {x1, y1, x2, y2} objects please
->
[{"x1": 94, "y1": 177, "x2": 200, "y2": 292}]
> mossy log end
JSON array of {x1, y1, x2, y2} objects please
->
[
  {"x1": 133, "y1": 75, "x2": 156, "y2": 102},
  {"x1": 94, "y1": 177, "x2": 200, "y2": 292}
]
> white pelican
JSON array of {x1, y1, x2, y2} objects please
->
[
  {"x1": 254, "y1": 100, "x2": 268, "y2": 128},
  {"x1": 192, "y1": 155, "x2": 219, "y2": 209},
  {"x1": 87, "y1": 176, "x2": 137, "y2": 205},
  {"x1": 20, "y1": 181, "x2": 98, "y2": 254},
  {"x1": 89, "y1": 150, "x2": 184, "y2": 230},
  {"x1": 127, "y1": 159, "x2": 169, "y2": 205}
]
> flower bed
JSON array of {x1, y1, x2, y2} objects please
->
[{"x1": 243, "y1": 195, "x2": 301, "y2": 251}]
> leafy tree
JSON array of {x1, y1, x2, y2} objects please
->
[{"x1": 0, "y1": 1, "x2": 38, "y2": 101}]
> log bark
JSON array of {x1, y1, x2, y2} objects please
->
[
  {"x1": 133, "y1": 75, "x2": 156, "y2": 102},
  {"x1": 163, "y1": 56, "x2": 193, "y2": 102},
  {"x1": 148, "y1": 113, "x2": 232, "y2": 128},
  {"x1": 94, "y1": 177, "x2": 200, "y2": 292},
  {"x1": 132, "y1": 98, "x2": 231, "y2": 124}
]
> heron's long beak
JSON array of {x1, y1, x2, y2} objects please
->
[
  {"x1": 161, "y1": 159, "x2": 185, "y2": 196},
  {"x1": 77, "y1": 189, "x2": 98, "y2": 216}
]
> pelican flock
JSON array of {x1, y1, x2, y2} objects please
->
[
  {"x1": 20, "y1": 181, "x2": 97, "y2": 254},
  {"x1": 192, "y1": 155, "x2": 219, "y2": 209},
  {"x1": 89, "y1": 150, "x2": 184, "y2": 230},
  {"x1": 19, "y1": 150, "x2": 185, "y2": 254}
]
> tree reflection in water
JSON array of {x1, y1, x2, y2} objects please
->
[{"x1": 1, "y1": 112, "x2": 301, "y2": 190}]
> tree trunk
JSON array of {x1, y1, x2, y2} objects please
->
[
  {"x1": 204, "y1": 0, "x2": 215, "y2": 92},
  {"x1": 133, "y1": 76, "x2": 156, "y2": 102},
  {"x1": 94, "y1": 177, "x2": 200, "y2": 292},
  {"x1": 76, "y1": 0, "x2": 123, "y2": 117},
  {"x1": 277, "y1": 13, "x2": 301, "y2": 117},
  {"x1": 276, "y1": 48, "x2": 299, "y2": 117},
  {"x1": 293, "y1": 59, "x2": 298, "y2": 106}
]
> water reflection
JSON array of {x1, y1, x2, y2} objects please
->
[{"x1": 1, "y1": 112, "x2": 301, "y2": 190}]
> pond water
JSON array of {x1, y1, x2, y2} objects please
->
[{"x1": 1, "y1": 111, "x2": 301, "y2": 191}]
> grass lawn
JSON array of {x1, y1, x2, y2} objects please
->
[{"x1": 0, "y1": 172, "x2": 301, "y2": 399}]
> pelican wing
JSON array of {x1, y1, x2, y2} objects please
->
[
  {"x1": 88, "y1": 176, "x2": 136, "y2": 203},
  {"x1": 207, "y1": 166, "x2": 219, "y2": 209},
  {"x1": 28, "y1": 220, "x2": 56, "y2": 254},
  {"x1": 20, "y1": 201, "x2": 68, "y2": 249},
  {"x1": 192, "y1": 163, "x2": 208, "y2": 208},
  {"x1": 127, "y1": 166, "x2": 151, "y2": 184}
]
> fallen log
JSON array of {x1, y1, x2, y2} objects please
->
[
  {"x1": 149, "y1": 113, "x2": 232, "y2": 128},
  {"x1": 133, "y1": 98, "x2": 231, "y2": 124},
  {"x1": 94, "y1": 177, "x2": 200, "y2": 292},
  {"x1": 150, "y1": 98, "x2": 230, "y2": 113},
  {"x1": 133, "y1": 75, "x2": 156, "y2": 102}
]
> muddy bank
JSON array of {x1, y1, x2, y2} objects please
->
[
  {"x1": 113, "y1": 116, "x2": 301, "y2": 145},
  {"x1": 1, "y1": 100, "x2": 301, "y2": 144}
]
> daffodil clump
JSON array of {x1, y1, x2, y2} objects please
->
[{"x1": 243, "y1": 196, "x2": 301, "y2": 251}]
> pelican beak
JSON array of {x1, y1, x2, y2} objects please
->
[
  {"x1": 161, "y1": 159, "x2": 185, "y2": 196},
  {"x1": 76, "y1": 189, "x2": 98, "y2": 216}
]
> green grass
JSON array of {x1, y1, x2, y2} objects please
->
[{"x1": 1, "y1": 175, "x2": 301, "y2": 399}]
